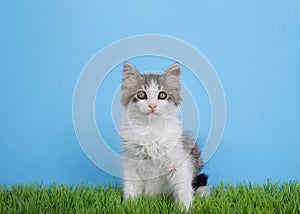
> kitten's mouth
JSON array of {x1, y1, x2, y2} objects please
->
[{"x1": 145, "y1": 111, "x2": 158, "y2": 115}]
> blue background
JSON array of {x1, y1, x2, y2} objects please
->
[{"x1": 1, "y1": 0, "x2": 299, "y2": 185}]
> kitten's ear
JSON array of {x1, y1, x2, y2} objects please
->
[
  {"x1": 122, "y1": 62, "x2": 141, "y2": 89},
  {"x1": 163, "y1": 62, "x2": 180, "y2": 83}
]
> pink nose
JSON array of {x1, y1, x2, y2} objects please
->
[{"x1": 148, "y1": 104, "x2": 157, "y2": 112}]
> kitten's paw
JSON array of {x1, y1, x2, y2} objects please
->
[
  {"x1": 176, "y1": 191, "x2": 193, "y2": 211},
  {"x1": 123, "y1": 188, "x2": 143, "y2": 200},
  {"x1": 195, "y1": 185, "x2": 211, "y2": 197},
  {"x1": 123, "y1": 180, "x2": 143, "y2": 199},
  {"x1": 123, "y1": 192, "x2": 134, "y2": 200}
]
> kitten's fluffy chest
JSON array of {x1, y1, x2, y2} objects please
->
[{"x1": 121, "y1": 115, "x2": 182, "y2": 160}]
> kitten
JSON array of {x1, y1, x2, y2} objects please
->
[{"x1": 119, "y1": 62, "x2": 209, "y2": 210}]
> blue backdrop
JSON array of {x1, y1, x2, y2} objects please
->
[{"x1": 1, "y1": 1, "x2": 299, "y2": 185}]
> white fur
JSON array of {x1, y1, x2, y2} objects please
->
[
  {"x1": 196, "y1": 186, "x2": 211, "y2": 197},
  {"x1": 120, "y1": 81, "x2": 195, "y2": 210}
]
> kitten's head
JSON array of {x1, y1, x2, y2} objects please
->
[{"x1": 121, "y1": 62, "x2": 181, "y2": 117}]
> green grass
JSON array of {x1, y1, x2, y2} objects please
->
[{"x1": 0, "y1": 181, "x2": 299, "y2": 213}]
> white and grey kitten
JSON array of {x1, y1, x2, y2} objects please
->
[{"x1": 119, "y1": 62, "x2": 209, "y2": 210}]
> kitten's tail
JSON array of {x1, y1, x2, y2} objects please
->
[
  {"x1": 192, "y1": 173, "x2": 208, "y2": 190},
  {"x1": 192, "y1": 174, "x2": 211, "y2": 197},
  {"x1": 192, "y1": 173, "x2": 211, "y2": 196}
]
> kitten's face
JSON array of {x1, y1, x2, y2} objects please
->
[{"x1": 122, "y1": 62, "x2": 181, "y2": 118}]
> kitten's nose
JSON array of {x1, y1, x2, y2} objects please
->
[{"x1": 148, "y1": 104, "x2": 157, "y2": 112}]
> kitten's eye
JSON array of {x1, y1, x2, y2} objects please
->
[
  {"x1": 137, "y1": 91, "x2": 147, "y2": 100},
  {"x1": 158, "y1": 91, "x2": 168, "y2": 100}
]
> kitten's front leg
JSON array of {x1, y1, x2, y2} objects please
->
[
  {"x1": 169, "y1": 164, "x2": 194, "y2": 210},
  {"x1": 123, "y1": 164, "x2": 144, "y2": 199},
  {"x1": 123, "y1": 179, "x2": 144, "y2": 199}
]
